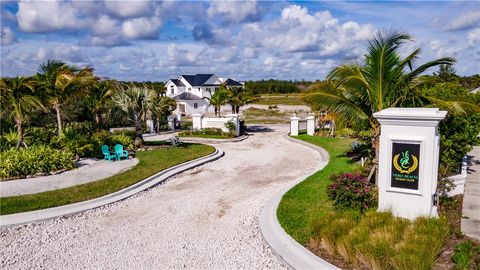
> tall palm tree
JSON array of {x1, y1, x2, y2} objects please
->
[
  {"x1": 0, "y1": 77, "x2": 44, "y2": 148},
  {"x1": 112, "y1": 84, "x2": 150, "y2": 147},
  {"x1": 36, "y1": 60, "x2": 96, "y2": 137},
  {"x1": 204, "y1": 86, "x2": 229, "y2": 117},
  {"x1": 303, "y1": 30, "x2": 479, "y2": 179}
]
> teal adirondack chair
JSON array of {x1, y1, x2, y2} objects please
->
[
  {"x1": 101, "y1": 145, "x2": 115, "y2": 161},
  {"x1": 114, "y1": 144, "x2": 129, "y2": 161}
]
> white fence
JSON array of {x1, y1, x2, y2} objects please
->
[{"x1": 192, "y1": 114, "x2": 240, "y2": 134}]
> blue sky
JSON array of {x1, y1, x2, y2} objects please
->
[{"x1": 1, "y1": 1, "x2": 479, "y2": 82}]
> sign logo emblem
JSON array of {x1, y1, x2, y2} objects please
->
[{"x1": 393, "y1": 151, "x2": 418, "y2": 174}]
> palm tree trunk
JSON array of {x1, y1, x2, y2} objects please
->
[
  {"x1": 231, "y1": 104, "x2": 235, "y2": 114},
  {"x1": 235, "y1": 105, "x2": 240, "y2": 114},
  {"x1": 134, "y1": 114, "x2": 144, "y2": 148},
  {"x1": 54, "y1": 103, "x2": 63, "y2": 137},
  {"x1": 94, "y1": 112, "x2": 101, "y2": 125},
  {"x1": 15, "y1": 118, "x2": 27, "y2": 148}
]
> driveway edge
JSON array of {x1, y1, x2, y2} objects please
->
[
  {"x1": 1, "y1": 147, "x2": 224, "y2": 228},
  {"x1": 259, "y1": 135, "x2": 339, "y2": 270}
]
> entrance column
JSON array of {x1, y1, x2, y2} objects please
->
[
  {"x1": 373, "y1": 108, "x2": 447, "y2": 220},
  {"x1": 290, "y1": 116, "x2": 300, "y2": 136}
]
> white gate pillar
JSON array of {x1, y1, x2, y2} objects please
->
[
  {"x1": 290, "y1": 116, "x2": 300, "y2": 136},
  {"x1": 373, "y1": 108, "x2": 447, "y2": 220},
  {"x1": 192, "y1": 114, "x2": 203, "y2": 130},
  {"x1": 306, "y1": 115, "x2": 315, "y2": 136}
]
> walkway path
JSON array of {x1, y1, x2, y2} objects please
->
[
  {"x1": 0, "y1": 158, "x2": 138, "y2": 197},
  {"x1": 0, "y1": 124, "x2": 320, "y2": 269},
  {"x1": 461, "y1": 146, "x2": 480, "y2": 240}
]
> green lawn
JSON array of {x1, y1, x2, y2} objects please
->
[
  {"x1": 0, "y1": 144, "x2": 215, "y2": 215},
  {"x1": 277, "y1": 135, "x2": 356, "y2": 244}
]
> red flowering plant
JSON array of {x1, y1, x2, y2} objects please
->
[{"x1": 327, "y1": 172, "x2": 377, "y2": 212}]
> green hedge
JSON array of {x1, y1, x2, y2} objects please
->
[{"x1": 0, "y1": 146, "x2": 75, "y2": 180}]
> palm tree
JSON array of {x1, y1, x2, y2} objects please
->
[
  {"x1": 303, "y1": 30, "x2": 479, "y2": 180},
  {"x1": 0, "y1": 77, "x2": 44, "y2": 148},
  {"x1": 36, "y1": 60, "x2": 96, "y2": 137},
  {"x1": 204, "y1": 86, "x2": 229, "y2": 117},
  {"x1": 112, "y1": 84, "x2": 150, "y2": 147},
  {"x1": 144, "y1": 86, "x2": 176, "y2": 132},
  {"x1": 226, "y1": 86, "x2": 257, "y2": 114},
  {"x1": 87, "y1": 80, "x2": 115, "y2": 126}
]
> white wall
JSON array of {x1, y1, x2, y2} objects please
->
[{"x1": 192, "y1": 114, "x2": 240, "y2": 134}]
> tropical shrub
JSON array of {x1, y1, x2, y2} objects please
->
[
  {"x1": 327, "y1": 172, "x2": 377, "y2": 211},
  {"x1": 224, "y1": 120, "x2": 236, "y2": 133},
  {"x1": 0, "y1": 146, "x2": 75, "y2": 179},
  {"x1": 178, "y1": 128, "x2": 235, "y2": 138},
  {"x1": 24, "y1": 126, "x2": 57, "y2": 146},
  {"x1": 1, "y1": 129, "x2": 19, "y2": 149},
  {"x1": 168, "y1": 136, "x2": 182, "y2": 147},
  {"x1": 336, "y1": 128, "x2": 356, "y2": 138},
  {"x1": 110, "y1": 134, "x2": 134, "y2": 150}
]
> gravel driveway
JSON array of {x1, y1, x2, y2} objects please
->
[{"x1": 0, "y1": 124, "x2": 320, "y2": 270}]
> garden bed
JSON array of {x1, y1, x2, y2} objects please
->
[
  {"x1": 0, "y1": 143, "x2": 215, "y2": 215},
  {"x1": 278, "y1": 135, "x2": 477, "y2": 269}
]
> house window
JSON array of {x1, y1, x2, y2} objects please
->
[
  {"x1": 194, "y1": 103, "x2": 198, "y2": 109},
  {"x1": 215, "y1": 87, "x2": 219, "y2": 90},
  {"x1": 171, "y1": 89, "x2": 174, "y2": 94},
  {"x1": 198, "y1": 88, "x2": 200, "y2": 91},
  {"x1": 206, "y1": 87, "x2": 211, "y2": 91},
  {"x1": 188, "y1": 87, "x2": 191, "y2": 91}
]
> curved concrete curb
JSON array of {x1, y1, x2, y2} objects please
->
[
  {"x1": 0, "y1": 147, "x2": 224, "y2": 228},
  {"x1": 180, "y1": 134, "x2": 249, "y2": 144},
  {"x1": 259, "y1": 135, "x2": 340, "y2": 270}
]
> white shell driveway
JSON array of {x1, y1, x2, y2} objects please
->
[{"x1": 0, "y1": 124, "x2": 320, "y2": 269}]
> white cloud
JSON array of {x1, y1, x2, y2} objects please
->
[
  {"x1": 207, "y1": 0, "x2": 261, "y2": 23},
  {"x1": 1, "y1": 26, "x2": 16, "y2": 45},
  {"x1": 429, "y1": 40, "x2": 461, "y2": 58},
  {"x1": 104, "y1": 1, "x2": 153, "y2": 18},
  {"x1": 122, "y1": 17, "x2": 162, "y2": 39},
  {"x1": 444, "y1": 10, "x2": 480, "y2": 31},
  {"x1": 92, "y1": 15, "x2": 119, "y2": 36},
  {"x1": 240, "y1": 5, "x2": 374, "y2": 58},
  {"x1": 17, "y1": 1, "x2": 85, "y2": 32}
]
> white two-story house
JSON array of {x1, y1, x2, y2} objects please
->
[{"x1": 165, "y1": 74, "x2": 242, "y2": 116}]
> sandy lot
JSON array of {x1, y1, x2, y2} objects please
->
[{"x1": 0, "y1": 124, "x2": 319, "y2": 269}]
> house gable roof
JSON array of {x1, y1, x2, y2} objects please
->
[
  {"x1": 180, "y1": 74, "x2": 215, "y2": 87},
  {"x1": 170, "y1": 79, "x2": 185, "y2": 87},
  {"x1": 223, "y1": 78, "x2": 242, "y2": 86},
  {"x1": 172, "y1": 92, "x2": 203, "y2": 101}
]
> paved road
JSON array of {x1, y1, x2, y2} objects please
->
[
  {"x1": 461, "y1": 146, "x2": 480, "y2": 240},
  {"x1": 0, "y1": 125, "x2": 320, "y2": 269}
]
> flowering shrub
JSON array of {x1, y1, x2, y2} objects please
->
[{"x1": 327, "y1": 172, "x2": 377, "y2": 211}]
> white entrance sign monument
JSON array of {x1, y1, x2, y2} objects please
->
[{"x1": 373, "y1": 108, "x2": 447, "y2": 220}]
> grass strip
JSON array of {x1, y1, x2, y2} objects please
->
[
  {"x1": 276, "y1": 134, "x2": 356, "y2": 244},
  {"x1": 0, "y1": 144, "x2": 215, "y2": 215}
]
